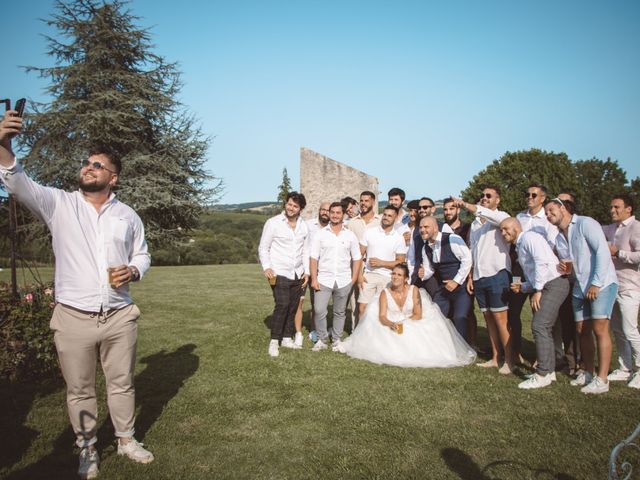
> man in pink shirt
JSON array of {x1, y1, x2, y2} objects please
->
[{"x1": 603, "y1": 193, "x2": 640, "y2": 388}]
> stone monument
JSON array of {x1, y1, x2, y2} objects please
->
[{"x1": 299, "y1": 147, "x2": 379, "y2": 220}]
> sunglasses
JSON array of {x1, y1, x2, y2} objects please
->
[
  {"x1": 525, "y1": 192, "x2": 539, "y2": 199},
  {"x1": 81, "y1": 159, "x2": 117, "y2": 174},
  {"x1": 480, "y1": 193, "x2": 492, "y2": 199},
  {"x1": 419, "y1": 205, "x2": 434, "y2": 210}
]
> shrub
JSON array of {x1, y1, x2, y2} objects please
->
[{"x1": 0, "y1": 282, "x2": 59, "y2": 381}]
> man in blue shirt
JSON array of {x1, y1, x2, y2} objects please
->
[{"x1": 546, "y1": 198, "x2": 618, "y2": 394}]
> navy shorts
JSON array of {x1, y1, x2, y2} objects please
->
[{"x1": 474, "y1": 269, "x2": 510, "y2": 313}]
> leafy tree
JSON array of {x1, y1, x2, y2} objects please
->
[
  {"x1": 461, "y1": 149, "x2": 580, "y2": 215},
  {"x1": 18, "y1": 0, "x2": 222, "y2": 246},
  {"x1": 573, "y1": 158, "x2": 627, "y2": 223},
  {"x1": 277, "y1": 167, "x2": 292, "y2": 205}
]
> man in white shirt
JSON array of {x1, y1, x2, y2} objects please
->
[
  {"x1": 510, "y1": 183, "x2": 560, "y2": 365},
  {"x1": 603, "y1": 193, "x2": 640, "y2": 388},
  {"x1": 296, "y1": 201, "x2": 330, "y2": 345},
  {"x1": 258, "y1": 192, "x2": 310, "y2": 358},
  {"x1": 0, "y1": 110, "x2": 153, "y2": 478},
  {"x1": 452, "y1": 186, "x2": 514, "y2": 374},
  {"x1": 340, "y1": 196, "x2": 358, "y2": 225},
  {"x1": 419, "y1": 216, "x2": 472, "y2": 339},
  {"x1": 310, "y1": 202, "x2": 362, "y2": 351},
  {"x1": 358, "y1": 205, "x2": 407, "y2": 317},
  {"x1": 500, "y1": 217, "x2": 570, "y2": 389}
]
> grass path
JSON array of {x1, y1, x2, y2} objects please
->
[{"x1": 1, "y1": 264, "x2": 639, "y2": 479}]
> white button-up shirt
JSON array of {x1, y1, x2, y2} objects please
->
[
  {"x1": 361, "y1": 225, "x2": 408, "y2": 277},
  {"x1": 347, "y1": 213, "x2": 381, "y2": 243},
  {"x1": 603, "y1": 215, "x2": 640, "y2": 292},
  {"x1": 469, "y1": 205, "x2": 511, "y2": 280},
  {"x1": 515, "y1": 231, "x2": 562, "y2": 292},
  {"x1": 259, "y1": 212, "x2": 310, "y2": 280},
  {"x1": 0, "y1": 160, "x2": 150, "y2": 311},
  {"x1": 421, "y1": 232, "x2": 472, "y2": 285},
  {"x1": 516, "y1": 208, "x2": 558, "y2": 247},
  {"x1": 310, "y1": 225, "x2": 362, "y2": 288}
]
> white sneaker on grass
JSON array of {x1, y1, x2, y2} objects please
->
[
  {"x1": 581, "y1": 376, "x2": 609, "y2": 394},
  {"x1": 268, "y1": 339, "x2": 279, "y2": 357},
  {"x1": 78, "y1": 448, "x2": 99, "y2": 479},
  {"x1": 331, "y1": 339, "x2": 343, "y2": 352},
  {"x1": 518, "y1": 372, "x2": 554, "y2": 389},
  {"x1": 294, "y1": 332, "x2": 304, "y2": 348},
  {"x1": 570, "y1": 371, "x2": 592, "y2": 386},
  {"x1": 607, "y1": 368, "x2": 632, "y2": 382},
  {"x1": 117, "y1": 438, "x2": 154, "y2": 464},
  {"x1": 524, "y1": 371, "x2": 556, "y2": 382},
  {"x1": 281, "y1": 337, "x2": 300, "y2": 349},
  {"x1": 312, "y1": 340, "x2": 328, "y2": 352},
  {"x1": 628, "y1": 372, "x2": 640, "y2": 389}
]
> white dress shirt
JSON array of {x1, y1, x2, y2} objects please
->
[
  {"x1": 306, "y1": 218, "x2": 326, "y2": 242},
  {"x1": 469, "y1": 205, "x2": 512, "y2": 280},
  {"x1": 310, "y1": 225, "x2": 362, "y2": 288},
  {"x1": 361, "y1": 226, "x2": 408, "y2": 277},
  {"x1": 603, "y1": 216, "x2": 640, "y2": 292},
  {"x1": 421, "y1": 232, "x2": 472, "y2": 285},
  {"x1": 0, "y1": 160, "x2": 150, "y2": 311},
  {"x1": 515, "y1": 231, "x2": 562, "y2": 292},
  {"x1": 516, "y1": 208, "x2": 558, "y2": 247},
  {"x1": 259, "y1": 212, "x2": 310, "y2": 279}
]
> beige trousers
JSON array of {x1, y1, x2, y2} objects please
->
[{"x1": 50, "y1": 303, "x2": 140, "y2": 448}]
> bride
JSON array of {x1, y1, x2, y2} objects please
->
[{"x1": 339, "y1": 263, "x2": 476, "y2": 368}]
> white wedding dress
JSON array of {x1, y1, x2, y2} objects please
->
[{"x1": 341, "y1": 286, "x2": 476, "y2": 368}]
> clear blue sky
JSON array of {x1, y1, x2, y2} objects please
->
[{"x1": 2, "y1": 0, "x2": 639, "y2": 204}]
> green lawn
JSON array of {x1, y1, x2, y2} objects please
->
[{"x1": 1, "y1": 264, "x2": 638, "y2": 479}]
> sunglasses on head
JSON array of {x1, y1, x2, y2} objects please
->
[
  {"x1": 81, "y1": 159, "x2": 116, "y2": 174},
  {"x1": 480, "y1": 193, "x2": 492, "y2": 199},
  {"x1": 419, "y1": 205, "x2": 434, "y2": 210},
  {"x1": 525, "y1": 192, "x2": 539, "y2": 199}
]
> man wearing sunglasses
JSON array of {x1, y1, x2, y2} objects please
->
[
  {"x1": 510, "y1": 184, "x2": 560, "y2": 367},
  {"x1": 0, "y1": 110, "x2": 153, "y2": 477},
  {"x1": 452, "y1": 187, "x2": 514, "y2": 374}
]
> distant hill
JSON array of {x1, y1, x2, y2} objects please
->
[{"x1": 212, "y1": 201, "x2": 278, "y2": 212}]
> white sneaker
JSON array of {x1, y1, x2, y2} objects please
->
[
  {"x1": 268, "y1": 339, "x2": 279, "y2": 357},
  {"x1": 524, "y1": 371, "x2": 556, "y2": 382},
  {"x1": 331, "y1": 339, "x2": 343, "y2": 352},
  {"x1": 312, "y1": 340, "x2": 328, "y2": 352},
  {"x1": 281, "y1": 337, "x2": 300, "y2": 349},
  {"x1": 78, "y1": 448, "x2": 99, "y2": 479},
  {"x1": 294, "y1": 332, "x2": 304, "y2": 348},
  {"x1": 628, "y1": 372, "x2": 640, "y2": 389},
  {"x1": 570, "y1": 371, "x2": 593, "y2": 386},
  {"x1": 581, "y1": 376, "x2": 609, "y2": 394},
  {"x1": 117, "y1": 438, "x2": 154, "y2": 464},
  {"x1": 607, "y1": 368, "x2": 632, "y2": 382},
  {"x1": 518, "y1": 372, "x2": 554, "y2": 389}
]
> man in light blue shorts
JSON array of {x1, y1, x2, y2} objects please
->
[{"x1": 546, "y1": 198, "x2": 618, "y2": 394}]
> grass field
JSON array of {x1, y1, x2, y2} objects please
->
[{"x1": 1, "y1": 264, "x2": 639, "y2": 479}]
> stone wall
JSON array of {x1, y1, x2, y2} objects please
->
[{"x1": 299, "y1": 147, "x2": 379, "y2": 220}]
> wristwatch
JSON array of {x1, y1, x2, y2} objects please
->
[{"x1": 128, "y1": 266, "x2": 140, "y2": 282}]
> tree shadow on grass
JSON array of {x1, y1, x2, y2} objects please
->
[
  {"x1": 441, "y1": 447, "x2": 577, "y2": 480},
  {"x1": 0, "y1": 377, "x2": 61, "y2": 473},
  {"x1": 4, "y1": 343, "x2": 199, "y2": 479}
]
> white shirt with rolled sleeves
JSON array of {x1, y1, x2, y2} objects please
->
[
  {"x1": 603, "y1": 215, "x2": 640, "y2": 293},
  {"x1": 422, "y1": 231, "x2": 472, "y2": 285},
  {"x1": 515, "y1": 231, "x2": 562, "y2": 293},
  {"x1": 0, "y1": 160, "x2": 150, "y2": 311},
  {"x1": 310, "y1": 225, "x2": 362, "y2": 289},
  {"x1": 360, "y1": 226, "x2": 408, "y2": 277},
  {"x1": 259, "y1": 212, "x2": 310, "y2": 280},
  {"x1": 469, "y1": 205, "x2": 511, "y2": 281},
  {"x1": 516, "y1": 208, "x2": 558, "y2": 247}
]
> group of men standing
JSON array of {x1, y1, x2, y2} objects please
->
[{"x1": 259, "y1": 184, "x2": 640, "y2": 396}]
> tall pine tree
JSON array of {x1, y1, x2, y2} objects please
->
[
  {"x1": 19, "y1": 0, "x2": 222, "y2": 245},
  {"x1": 277, "y1": 167, "x2": 292, "y2": 205}
]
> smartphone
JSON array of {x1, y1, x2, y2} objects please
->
[{"x1": 14, "y1": 98, "x2": 26, "y2": 117}]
